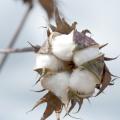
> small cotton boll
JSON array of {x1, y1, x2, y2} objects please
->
[
  {"x1": 51, "y1": 30, "x2": 76, "y2": 61},
  {"x1": 34, "y1": 54, "x2": 64, "y2": 72},
  {"x1": 41, "y1": 72, "x2": 70, "y2": 104},
  {"x1": 69, "y1": 68, "x2": 97, "y2": 97},
  {"x1": 73, "y1": 45, "x2": 101, "y2": 66}
]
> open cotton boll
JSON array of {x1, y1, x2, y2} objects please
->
[
  {"x1": 34, "y1": 54, "x2": 64, "y2": 72},
  {"x1": 51, "y1": 30, "x2": 76, "y2": 61},
  {"x1": 73, "y1": 45, "x2": 101, "y2": 66},
  {"x1": 41, "y1": 72, "x2": 70, "y2": 104},
  {"x1": 69, "y1": 68, "x2": 98, "y2": 98}
]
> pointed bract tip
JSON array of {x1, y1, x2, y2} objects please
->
[
  {"x1": 27, "y1": 41, "x2": 40, "y2": 53},
  {"x1": 99, "y1": 43, "x2": 109, "y2": 49}
]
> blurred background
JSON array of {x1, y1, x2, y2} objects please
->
[{"x1": 0, "y1": 0, "x2": 120, "y2": 120}]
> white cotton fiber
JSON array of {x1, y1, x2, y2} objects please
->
[
  {"x1": 34, "y1": 54, "x2": 64, "y2": 71},
  {"x1": 51, "y1": 30, "x2": 76, "y2": 61},
  {"x1": 41, "y1": 72, "x2": 70, "y2": 104},
  {"x1": 73, "y1": 45, "x2": 101, "y2": 66},
  {"x1": 69, "y1": 68, "x2": 97, "y2": 97}
]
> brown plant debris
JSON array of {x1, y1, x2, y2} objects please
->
[{"x1": 39, "y1": 0, "x2": 57, "y2": 19}]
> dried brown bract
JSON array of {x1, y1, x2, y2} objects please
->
[{"x1": 31, "y1": 92, "x2": 63, "y2": 120}]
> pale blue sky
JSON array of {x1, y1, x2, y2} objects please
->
[{"x1": 0, "y1": 0, "x2": 120, "y2": 120}]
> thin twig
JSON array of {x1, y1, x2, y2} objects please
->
[
  {"x1": 0, "y1": 47, "x2": 34, "y2": 54},
  {"x1": 0, "y1": 4, "x2": 32, "y2": 71}
]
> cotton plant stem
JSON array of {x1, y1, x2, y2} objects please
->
[
  {"x1": 0, "y1": 4, "x2": 32, "y2": 71},
  {"x1": 0, "y1": 47, "x2": 34, "y2": 54}
]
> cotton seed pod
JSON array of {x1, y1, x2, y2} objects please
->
[
  {"x1": 69, "y1": 68, "x2": 98, "y2": 98},
  {"x1": 73, "y1": 45, "x2": 102, "y2": 66},
  {"x1": 41, "y1": 72, "x2": 70, "y2": 104},
  {"x1": 50, "y1": 30, "x2": 76, "y2": 61},
  {"x1": 34, "y1": 53, "x2": 64, "y2": 72}
]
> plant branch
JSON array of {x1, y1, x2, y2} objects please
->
[
  {"x1": 0, "y1": 4, "x2": 32, "y2": 71},
  {"x1": 0, "y1": 47, "x2": 34, "y2": 54}
]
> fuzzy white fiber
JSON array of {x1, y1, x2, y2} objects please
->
[
  {"x1": 69, "y1": 68, "x2": 98, "y2": 97},
  {"x1": 34, "y1": 54, "x2": 64, "y2": 71},
  {"x1": 73, "y1": 45, "x2": 101, "y2": 66},
  {"x1": 41, "y1": 72, "x2": 70, "y2": 104},
  {"x1": 51, "y1": 30, "x2": 76, "y2": 61}
]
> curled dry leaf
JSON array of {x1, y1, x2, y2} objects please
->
[{"x1": 39, "y1": 0, "x2": 57, "y2": 19}]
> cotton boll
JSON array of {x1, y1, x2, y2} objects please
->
[
  {"x1": 34, "y1": 54, "x2": 64, "y2": 72},
  {"x1": 69, "y1": 68, "x2": 98, "y2": 97},
  {"x1": 73, "y1": 45, "x2": 101, "y2": 66},
  {"x1": 51, "y1": 30, "x2": 76, "y2": 61},
  {"x1": 41, "y1": 72, "x2": 70, "y2": 104}
]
